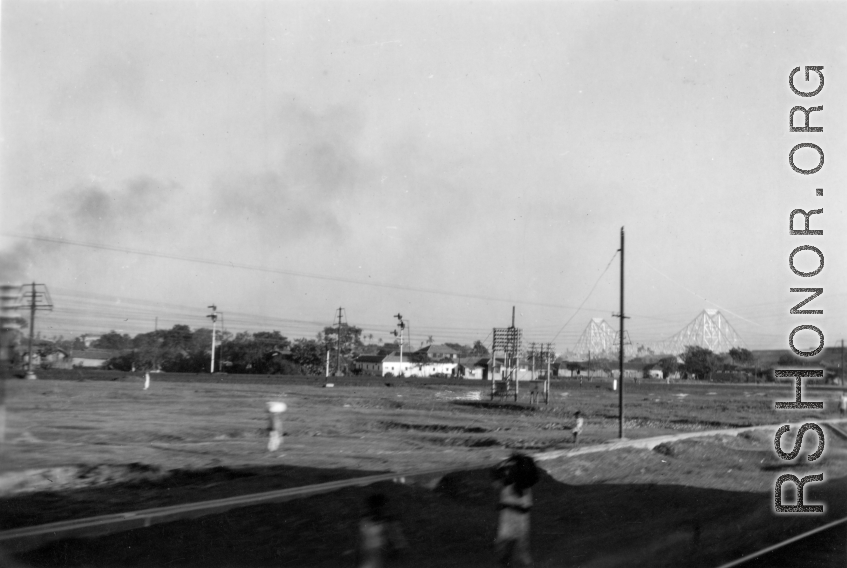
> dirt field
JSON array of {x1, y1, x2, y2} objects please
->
[{"x1": 2, "y1": 372, "x2": 846, "y2": 566}]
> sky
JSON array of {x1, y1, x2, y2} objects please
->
[{"x1": 1, "y1": 1, "x2": 846, "y2": 354}]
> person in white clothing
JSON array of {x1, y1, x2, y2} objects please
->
[
  {"x1": 355, "y1": 493, "x2": 406, "y2": 568},
  {"x1": 573, "y1": 411, "x2": 584, "y2": 445},
  {"x1": 492, "y1": 453, "x2": 539, "y2": 567}
]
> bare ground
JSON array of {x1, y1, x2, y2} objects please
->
[{"x1": 2, "y1": 373, "x2": 846, "y2": 566}]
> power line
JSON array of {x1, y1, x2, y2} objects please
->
[
  {"x1": 550, "y1": 249, "x2": 619, "y2": 344},
  {"x1": 3, "y1": 232, "x2": 614, "y2": 313}
]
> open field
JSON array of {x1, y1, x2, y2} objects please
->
[{"x1": 2, "y1": 372, "x2": 847, "y2": 566}]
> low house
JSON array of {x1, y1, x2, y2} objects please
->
[
  {"x1": 641, "y1": 364, "x2": 664, "y2": 380},
  {"x1": 353, "y1": 354, "x2": 388, "y2": 376},
  {"x1": 71, "y1": 349, "x2": 122, "y2": 368},
  {"x1": 381, "y1": 353, "x2": 416, "y2": 377},
  {"x1": 17, "y1": 347, "x2": 71, "y2": 369},
  {"x1": 415, "y1": 344, "x2": 459, "y2": 361},
  {"x1": 357, "y1": 351, "x2": 460, "y2": 378},
  {"x1": 609, "y1": 366, "x2": 643, "y2": 379},
  {"x1": 407, "y1": 361, "x2": 457, "y2": 378},
  {"x1": 458, "y1": 357, "x2": 490, "y2": 380},
  {"x1": 81, "y1": 334, "x2": 101, "y2": 348}
]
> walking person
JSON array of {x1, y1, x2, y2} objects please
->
[
  {"x1": 839, "y1": 393, "x2": 847, "y2": 418},
  {"x1": 355, "y1": 493, "x2": 406, "y2": 568},
  {"x1": 573, "y1": 411, "x2": 584, "y2": 445},
  {"x1": 492, "y1": 453, "x2": 539, "y2": 567}
]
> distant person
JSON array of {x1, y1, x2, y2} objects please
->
[
  {"x1": 491, "y1": 454, "x2": 539, "y2": 567},
  {"x1": 573, "y1": 411, "x2": 584, "y2": 445},
  {"x1": 839, "y1": 393, "x2": 847, "y2": 417},
  {"x1": 355, "y1": 493, "x2": 406, "y2": 568}
]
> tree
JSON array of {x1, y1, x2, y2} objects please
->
[
  {"x1": 130, "y1": 331, "x2": 165, "y2": 370},
  {"x1": 470, "y1": 340, "x2": 489, "y2": 357},
  {"x1": 222, "y1": 331, "x2": 292, "y2": 374},
  {"x1": 777, "y1": 353, "x2": 807, "y2": 366},
  {"x1": 253, "y1": 331, "x2": 289, "y2": 348},
  {"x1": 729, "y1": 348, "x2": 754, "y2": 366},
  {"x1": 322, "y1": 324, "x2": 363, "y2": 358},
  {"x1": 682, "y1": 346, "x2": 718, "y2": 380},
  {"x1": 93, "y1": 331, "x2": 133, "y2": 350},
  {"x1": 658, "y1": 356, "x2": 679, "y2": 379},
  {"x1": 290, "y1": 338, "x2": 324, "y2": 375},
  {"x1": 445, "y1": 342, "x2": 471, "y2": 357},
  {"x1": 162, "y1": 324, "x2": 193, "y2": 352},
  {"x1": 590, "y1": 357, "x2": 616, "y2": 377}
]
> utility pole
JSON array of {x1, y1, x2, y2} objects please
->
[
  {"x1": 529, "y1": 342, "x2": 536, "y2": 381},
  {"x1": 841, "y1": 339, "x2": 844, "y2": 395},
  {"x1": 546, "y1": 342, "x2": 553, "y2": 404},
  {"x1": 26, "y1": 284, "x2": 35, "y2": 379},
  {"x1": 22, "y1": 283, "x2": 53, "y2": 380},
  {"x1": 218, "y1": 312, "x2": 225, "y2": 372},
  {"x1": 512, "y1": 306, "x2": 519, "y2": 401},
  {"x1": 614, "y1": 227, "x2": 627, "y2": 438},
  {"x1": 153, "y1": 317, "x2": 160, "y2": 372},
  {"x1": 393, "y1": 313, "x2": 405, "y2": 376},
  {"x1": 207, "y1": 305, "x2": 217, "y2": 373},
  {"x1": 335, "y1": 307, "x2": 344, "y2": 377}
]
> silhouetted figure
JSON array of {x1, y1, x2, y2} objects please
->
[
  {"x1": 573, "y1": 411, "x2": 584, "y2": 445},
  {"x1": 355, "y1": 493, "x2": 406, "y2": 568},
  {"x1": 491, "y1": 453, "x2": 539, "y2": 567}
]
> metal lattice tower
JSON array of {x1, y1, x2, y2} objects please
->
[
  {"x1": 659, "y1": 309, "x2": 745, "y2": 355},
  {"x1": 572, "y1": 318, "x2": 617, "y2": 358}
]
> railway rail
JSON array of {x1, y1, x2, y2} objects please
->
[
  {"x1": 2, "y1": 419, "x2": 846, "y2": 562},
  {"x1": 0, "y1": 464, "x2": 480, "y2": 555},
  {"x1": 714, "y1": 516, "x2": 847, "y2": 568}
]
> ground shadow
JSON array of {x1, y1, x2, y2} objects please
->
[
  {"x1": 9, "y1": 465, "x2": 847, "y2": 567},
  {"x1": 0, "y1": 462, "x2": 385, "y2": 531}
]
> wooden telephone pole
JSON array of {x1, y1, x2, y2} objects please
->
[{"x1": 614, "y1": 228, "x2": 627, "y2": 438}]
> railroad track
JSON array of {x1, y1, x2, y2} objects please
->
[
  {"x1": 2, "y1": 419, "x2": 846, "y2": 558},
  {"x1": 713, "y1": 516, "x2": 847, "y2": 568},
  {"x1": 0, "y1": 464, "x2": 480, "y2": 555}
]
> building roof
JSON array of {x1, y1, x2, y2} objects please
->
[
  {"x1": 415, "y1": 344, "x2": 458, "y2": 355},
  {"x1": 382, "y1": 353, "x2": 415, "y2": 363},
  {"x1": 71, "y1": 349, "x2": 123, "y2": 360},
  {"x1": 355, "y1": 354, "x2": 388, "y2": 364},
  {"x1": 458, "y1": 356, "x2": 490, "y2": 367}
]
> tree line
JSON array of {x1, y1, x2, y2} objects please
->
[{"x1": 58, "y1": 324, "x2": 491, "y2": 375}]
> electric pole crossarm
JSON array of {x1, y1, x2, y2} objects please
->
[{"x1": 22, "y1": 283, "x2": 54, "y2": 380}]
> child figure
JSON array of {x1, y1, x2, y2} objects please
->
[
  {"x1": 492, "y1": 454, "x2": 539, "y2": 567},
  {"x1": 573, "y1": 411, "x2": 584, "y2": 445},
  {"x1": 356, "y1": 493, "x2": 406, "y2": 568}
]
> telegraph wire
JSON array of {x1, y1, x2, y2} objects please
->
[
  {"x1": 550, "y1": 250, "x2": 619, "y2": 344},
  {"x1": 4, "y1": 232, "x2": 614, "y2": 313}
]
